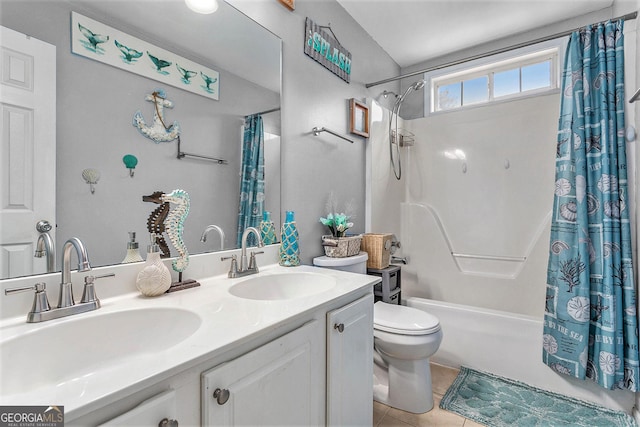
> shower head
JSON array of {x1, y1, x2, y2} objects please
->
[
  {"x1": 397, "y1": 79, "x2": 427, "y2": 104},
  {"x1": 410, "y1": 79, "x2": 426, "y2": 91}
]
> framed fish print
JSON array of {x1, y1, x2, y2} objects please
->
[{"x1": 71, "y1": 11, "x2": 219, "y2": 100}]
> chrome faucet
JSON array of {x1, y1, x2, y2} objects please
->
[
  {"x1": 34, "y1": 220, "x2": 55, "y2": 273},
  {"x1": 222, "y1": 227, "x2": 264, "y2": 278},
  {"x1": 5, "y1": 237, "x2": 114, "y2": 323},
  {"x1": 34, "y1": 232, "x2": 56, "y2": 273},
  {"x1": 59, "y1": 237, "x2": 92, "y2": 308},
  {"x1": 200, "y1": 224, "x2": 225, "y2": 251}
]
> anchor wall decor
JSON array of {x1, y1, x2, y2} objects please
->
[{"x1": 133, "y1": 89, "x2": 181, "y2": 143}]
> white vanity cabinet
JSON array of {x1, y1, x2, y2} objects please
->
[
  {"x1": 201, "y1": 294, "x2": 375, "y2": 427},
  {"x1": 202, "y1": 320, "x2": 323, "y2": 426},
  {"x1": 53, "y1": 265, "x2": 377, "y2": 427},
  {"x1": 326, "y1": 294, "x2": 374, "y2": 425},
  {"x1": 99, "y1": 390, "x2": 178, "y2": 426}
]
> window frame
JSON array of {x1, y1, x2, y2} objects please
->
[{"x1": 426, "y1": 38, "x2": 566, "y2": 115}]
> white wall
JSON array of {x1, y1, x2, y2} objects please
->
[
  {"x1": 228, "y1": 0, "x2": 400, "y2": 264},
  {"x1": 1, "y1": 0, "x2": 399, "y2": 268}
]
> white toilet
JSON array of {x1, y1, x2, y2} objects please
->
[
  {"x1": 373, "y1": 301, "x2": 442, "y2": 413},
  {"x1": 313, "y1": 253, "x2": 443, "y2": 414}
]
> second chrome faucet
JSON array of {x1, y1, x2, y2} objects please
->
[{"x1": 222, "y1": 227, "x2": 264, "y2": 278}]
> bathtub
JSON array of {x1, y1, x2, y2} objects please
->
[{"x1": 406, "y1": 296, "x2": 636, "y2": 414}]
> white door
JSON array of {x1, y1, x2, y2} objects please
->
[
  {"x1": 202, "y1": 321, "x2": 322, "y2": 426},
  {"x1": 327, "y1": 294, "x2": 374, "y2": 426},
  {"x1": 0, "y1": 26, "x2": 56, "y2": 279}
]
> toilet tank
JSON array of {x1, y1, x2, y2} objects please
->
[{"x1": 312, "y1": 252, "x2": 368, "y2": 274}]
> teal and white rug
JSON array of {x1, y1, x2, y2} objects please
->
[{"x1": 440, "y1": 366, "x2": 635, "y2": 427}]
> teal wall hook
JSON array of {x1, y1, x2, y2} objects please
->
[{"x1": 123, "y1": 154, "x2": 138, "y2": 177}]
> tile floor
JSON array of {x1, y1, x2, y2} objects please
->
[{"x1": 373, "y1": 363, "x2": 484, "y2": 427}]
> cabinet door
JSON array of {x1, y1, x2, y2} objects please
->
[
  {"x1": 99, "y1": 389, "x2": 176, "y2": 426},
  {"x1": 202, "y1": 321, "x2": 322, "y2": 426},
  {"x1": 327, "y1": 294, "x2": 374, "y2": 426}
]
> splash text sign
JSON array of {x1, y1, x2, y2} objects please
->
[{"x1": 304, "y1": 17, "x2": 351, "y2": 83}]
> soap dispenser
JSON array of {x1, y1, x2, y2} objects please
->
[
  {"x1": 122, "y1": 231, "x2": 144, "y2": 263},
  {"x1": 136, "y1": 233, "x2": 172, "y2": 297}
]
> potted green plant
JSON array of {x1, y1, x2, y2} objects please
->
[{"x1": 319, "y1": 192, "x2": 362, "y2": 257}]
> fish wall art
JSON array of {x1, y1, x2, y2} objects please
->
[{"x1": 71, "y1": 11, "x2": 220, "y2": 100}]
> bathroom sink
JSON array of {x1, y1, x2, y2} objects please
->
[
  {"x1": 0, "y1": 307, "x2": 202, "y2": 395},
  {"x1": 229, "y1": 272, "x2": 336, "y2": 300}
]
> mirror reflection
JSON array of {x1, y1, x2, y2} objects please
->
[{"x1": 0, "y1": 0, "x2": 282, "y2": 279}]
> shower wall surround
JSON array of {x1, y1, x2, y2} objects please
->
[
  {"x1": 374, "y1": 94, "x2": 559, "y2": 317},
  {"x1": 367, "y1": 100, "x2": 405, "y2": 236}
]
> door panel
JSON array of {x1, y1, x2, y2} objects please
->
[{"x1": 0, "y1": 25, "x2": 56, "y2": 278}]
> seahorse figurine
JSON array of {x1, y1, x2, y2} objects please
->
[
  {"x1": 161, "y1": 189, "x2": 190, "y2": 273},
  {"x1": 142, "y1": 191, "x2": 171, "y2": 258}
]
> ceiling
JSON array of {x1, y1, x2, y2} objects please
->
[{"x1": 336, "y1": 0, "x2": 615, "y2": 69}]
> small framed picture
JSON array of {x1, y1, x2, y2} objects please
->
[
  {"x1": 278, "y1": 0, "x2": 295, "y2": 11},
  {"x1": 349, "y1": 98, "x2": 369, "y2": 138}
]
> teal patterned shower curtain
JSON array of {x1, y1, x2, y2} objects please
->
[
  {"x1": 236, "y1": 114, "x2": 265, "y2": 247},
  {"x1": 543, "y1": 20, "x2": 639, "y2": 391}
]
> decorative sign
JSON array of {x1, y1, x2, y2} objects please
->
[
  {"x1": 304, "y1": 17, "x2": 351, "y2": 83},
  {"x1": 71, "y1": 12, "x2": 219, "y2": 100}
]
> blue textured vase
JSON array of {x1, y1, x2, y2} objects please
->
[
  {"x1": 279, "y1": 211, "x2": 300, "y2": 266},
  {"x1": 259, "y1": 211, "x2": 277, "y2": 245}
]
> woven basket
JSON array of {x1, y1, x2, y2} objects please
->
[
  {"x1": 322, "y1": 234, "x2": 362, "y2": 258},
  {"x1": 361, "y1": 233, "x2": 393, "y2": 269}
]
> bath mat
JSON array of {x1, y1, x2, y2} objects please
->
[{"x1": 439, "y1": 366, "x2": 635, "y2": 427}]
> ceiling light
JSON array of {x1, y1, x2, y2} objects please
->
[{"x1": 185, "y1": 0, "x2": 219, "y2": 14}]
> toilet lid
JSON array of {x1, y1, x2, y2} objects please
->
[{"x1": 373, "y1": 302, "x2": 440, "y2": 335}]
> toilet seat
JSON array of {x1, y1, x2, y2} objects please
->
[{"x1": 374, "y1": 302, "x2": 440, "y2": 335}]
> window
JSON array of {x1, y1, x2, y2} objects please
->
[{"x1": 429, "y1": 43, "x2": 561, "y2": 113}]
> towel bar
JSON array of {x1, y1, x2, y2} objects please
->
[{"x1": 312, "y1": 126, "x2": 354, "y2": 144}]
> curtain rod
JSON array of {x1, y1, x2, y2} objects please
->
[
  {"x1": 252, "y1": 107, "x2": 280, "y2": 116},
  {"x1": 366, "y1": 11, "x2": 638, "y2": 88}
]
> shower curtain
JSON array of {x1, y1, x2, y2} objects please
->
[
  {"x1": 543, "y1": 20, "x2": 639, "y2": 391},
  {"x1": 236, "y1": 114, "x2": 265, "y2": 247}
]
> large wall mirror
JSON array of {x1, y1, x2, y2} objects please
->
[{"x1": 0, "y1": 0, "x2": 282, "y2": 279}]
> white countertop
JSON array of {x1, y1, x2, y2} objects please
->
[{"x1": 0, "y1": 261, "x2": 378, "y2": 420}]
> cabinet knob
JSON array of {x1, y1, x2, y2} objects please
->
[
  {"x1": 158, "y1": 418, "x2": 178, "y2": 427},
  {"x1": 334, "y1": 323, "x2": 345, "y2": 333},
  {"x1": 213, "y1": 388, "x2": 230, "y2": 405}
]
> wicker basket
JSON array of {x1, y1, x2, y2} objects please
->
[
  {"x1": 361, "y1": 233, "x2": 393, "y2": 269},
  {"x1": 322, "y1": 234, "x2": 362, "y2": 258}
]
